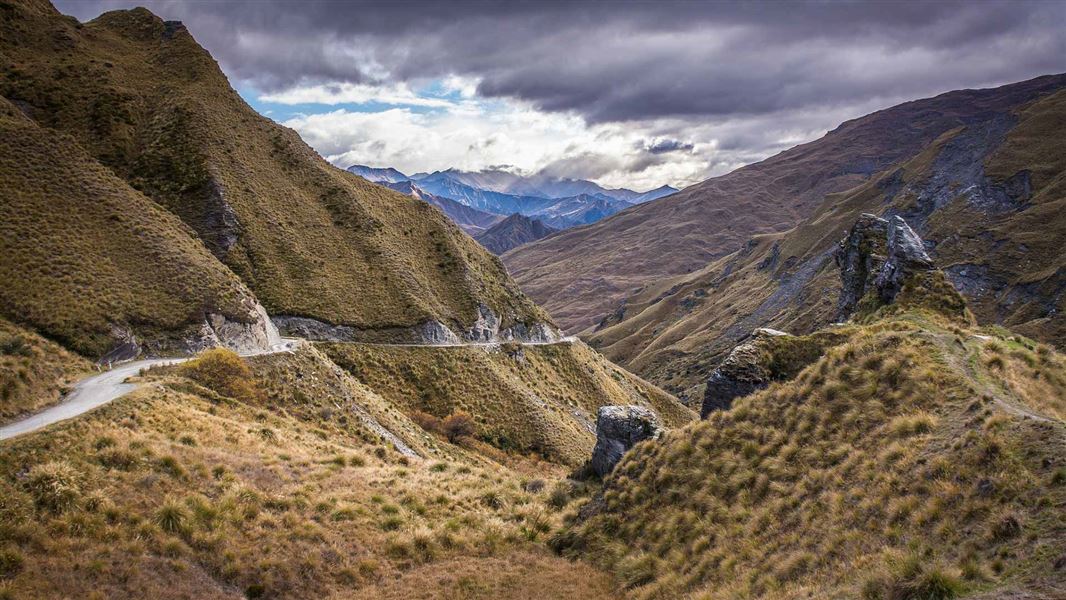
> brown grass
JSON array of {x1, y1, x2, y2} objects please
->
[
  {"x1": 321, "y1": 340, "x2": 693, "y2": 465},
  {"x1": 0, "y1": 0, "x2": 550, "y2": 341},
  {"x1": 557, "y1": 313, "x2": 1066, "y2": 599},
  {"x1": 0, "y1": 318, "x2": 90, "y2": 420},
  {"x1": 0, "y1": 345, "x2": 615, "y2": 599}
]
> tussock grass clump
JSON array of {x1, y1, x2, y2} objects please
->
[{"x1": 24, "y1": 461, "x2": 83, "y2": 514}]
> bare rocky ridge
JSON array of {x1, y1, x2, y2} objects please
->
[{"x1": 835, "y1": 214, "x2": 935, "y2": 320}]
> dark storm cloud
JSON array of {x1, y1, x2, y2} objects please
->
[
  {"x1": 53, "y1": 0, "x2": 1066, "y2": 125},
  {"x1": 644, "y1": 139, "x2": 695, "y2": 155}
]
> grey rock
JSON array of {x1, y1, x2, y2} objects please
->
[
  {"x1": 834, "y1": 213, "x2": 935, "y2": 320},
  {"x1": 192, "y1": 301, "x2": 281, "y2": 354},
  {"x1": 591, "y1": 405, "x2": 662, "y2": 477},
  {"x1": 700, "y1": 336, "x2": 776, "y2": 418}
]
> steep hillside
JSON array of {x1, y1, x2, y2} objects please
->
[
  {"x1": 587, "y1": 82, "x2": 1066, "y2": 399},
  {"x1": 0, "y1": 96, "x2": 277, "y2": 359},
  {"x1": 1, "y1": 0, "x2": 551, "y2": 345},
  {"x1": 556, "y1": 268, "x2": 1066, "y2": 599},
  {"x1": 0, "y1": 318, "x2": 90, "y2": 420},
  {"x1": 504, "y1": 74, "x2": 1066, "y2": 334},
  {"x1": 322, "y1": 340, "x2": 694, "y2": 466},
  {"x1": 0, "y1": 347, "x2": 617, "y2": 599},
  {"x1": 476, "y1": 214, "x2": 559, "y2": 255}
]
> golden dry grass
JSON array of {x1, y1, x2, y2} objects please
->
[
  {"x1": 0, "y1": 347, "x2": 615, "y2": 599},
  {"x1": 0, "y1": 318, "x2": 90, "y2": 420},
  {"x1": 1, "y1": 0, "x2": 550, "y2": 339},
  {"x1": 321, "y1": 340, "x2": 694, "y2": 466},
  {"x1": 0, "y1": 96, "x2": 262, "y2": 357},
  {"x1": 557, "y1": 314, "x2": 1066, "y2": 599}
]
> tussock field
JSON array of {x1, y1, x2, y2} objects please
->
[
  {"x1": 322, "y1": 340, "x2": 693, "y2": 466},
  {"x1": 0, "y1": 318, "x2": 90, "y2": 420},
  {"x1": 0, "y1": 347, "x2": 617, "y2": 599},
  {"x1": 555, "y1": 309, "x2": 1066, "y2": 599}
]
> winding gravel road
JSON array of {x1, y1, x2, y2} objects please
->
[
  {"x1": 0, "y1": 340, "x2": 300, "y2": 441},
  {"x1": 0, "y1": 336, "x2": 578, "y2": 442}
]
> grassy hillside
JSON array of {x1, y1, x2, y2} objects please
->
[
  {"x1": 0, "y1": 96, "x2": 268, "y2": 358},
  {"x1": 321, "y1": 341, "x2": 694, "y2": 466},
  {"x1": 0, "y1": 347, "x2": 616, "y2": 599},
  {"x1": 504, "y1": 74, "x2": 1066, "y2": 339},
  {"x1": 586, "y1": 84, "x2": 1066, "y2": 400},
  {"x1": 0, "y1": 0, "x2": 550, "y2": 340},
  {"x1": 319, "y1": 343, "x2": 695, "y2": 464},
  {"x1": 556, "y1": 310, "x2": 1066, "y2": 599},
  {"x1": 0, "y1": 318, "x2": 90, "y2": 420}
]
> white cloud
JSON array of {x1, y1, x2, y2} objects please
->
[
  {"x1": 260, "y1": 81, "x2": 454, "y2": 107},
  {"x1": 280, "y1": 93, "x2": 732, "y2": 190}
]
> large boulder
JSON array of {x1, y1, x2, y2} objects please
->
[
  {"x1": 591, "y1": 405, "x2": 662, "y2": 477},
  {"x1": 835, "y1": 214, "x2": 935, "y2": 320},
  {"x1": 700, "y1": 338, "x2": 774, "y2": 418}
]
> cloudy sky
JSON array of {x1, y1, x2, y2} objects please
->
[{"x1": 56, "y1": 0, "x2": 1066, "y2": 191}]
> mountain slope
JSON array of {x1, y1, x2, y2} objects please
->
[
  {"x1": 475, "y1": 214, "x2": 559, "y2": 255},
  {"x1": 323, "y1": 339, "x2": 693, "y2": 466},
  {"x1": 586, "y1": 79, "x2": 1066, "y2": 399},
  {"x1": 1, "y1": 0, "x2": 551, "y2": 344},
  {"x1": 556, "y1": 242, "x2": 1066, "y2": 599},
  {"x1": 347, "y1": 164, "x2": 409, "y2": 184},
  {"x1": 629, "y1": 185, "x2": 678, "y2": 204},
  {"x1": 504, "y1": 74, "x2": 1066, "y2": 334},
  {"x1": 528, "y1": 194, "x2": 633, "y2": 230},
  {"x1": 0, "y1": 96, "x2": 276, "y2": 359}
]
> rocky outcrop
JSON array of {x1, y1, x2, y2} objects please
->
[
  {"x1": 591, "y1": 405, "x2": 663, "y2": 477},
  {"x1": 275, "y1": 304, "x2": 560, "y2": 346},
  {"x1": 191, "y1": 301, "x2": 281, "y2": 354},
  {"x1": 700, "y1": 328, "x2": 788, "y2": 418},
  {"x1": 835, "y1": 214, "x2": 934, "y2": 320},
  {"x1": 97, "y1": 299, "x2": 279, "y2": 364}
]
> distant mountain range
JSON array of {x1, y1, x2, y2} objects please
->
[
  {"x1": 475, "y1": 214, "x2": 559, "y2": 255},
  {"x1": 347, "y1": 165, "x2": 677, "y2": 244}
]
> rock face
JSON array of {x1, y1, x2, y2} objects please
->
[
  {"x1": 591, "y1": 405, "x2": 663, "y2": 477},
  {"x1": 700, "y1": 329, "x2": 788, "y2": 418},
  {"x1": 835, "y1": 214, "x2": 934, "y2": 320},
  {"x1": 274, "y1": 304, "x2": 560, "y2": 346}
]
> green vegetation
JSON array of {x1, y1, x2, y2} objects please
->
[
  {"x1": 555, "y1": 311, "x2": 1066, "y2": 599},
  {"x1": 322, "y1": 340, "x2": 693, "y2": 465}
]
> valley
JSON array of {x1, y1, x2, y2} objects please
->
[{"x1": 1, "y1": 0, "x2": 1064, "y2": 599}]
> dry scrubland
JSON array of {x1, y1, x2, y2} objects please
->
[
  {"x1": 0, "y1": 0, "x2": 549, "y2": 343},
  {"x1": 556, "y1": 304, "x2": 1066, "y2": 599},
  {"x1": 0, "y1": 347, "x2": 616, "y2": 599},
  {"x1": 322, "y1": 340, "x2": 693, "y2": 466},
  {"x1": 0, "y1": 318, "x2": 90, "y2": 420}
]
